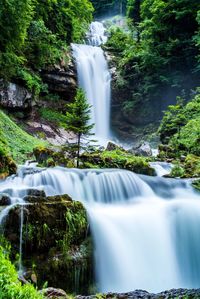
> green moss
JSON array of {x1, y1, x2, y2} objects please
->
[
  {"x1": 0, "y1": 110, "x2": 47, "y2": 164},
  {"x1": 183, "y1": 154, "x2": 200, "y2": 178},
  {"x1": 81, "y1": 149, "x2": 155, "y2": 176}
]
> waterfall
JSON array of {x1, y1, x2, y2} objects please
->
[
  {"x1": 72, "y1": 22, "x2": 111, "y2": 143},
  {"x1": 1, "y1": 166, "x2": 200, "y2": 292}
]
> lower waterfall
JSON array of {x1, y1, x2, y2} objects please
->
[{"x1": 1, "y1": 166, "x2": 200, "y2": 293}]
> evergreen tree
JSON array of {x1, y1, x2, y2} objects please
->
[{"x1": 65, "y1": 89, "x2": 94, "y2": 167}]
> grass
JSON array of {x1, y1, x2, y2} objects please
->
[
  {"x1": 39, "y1": 107, "x2": 67, "y2": 128},
  {"x1": 0, "y1": 110, "x2": 47, "y2": 164}
]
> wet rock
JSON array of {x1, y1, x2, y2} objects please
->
[
  {"x1": 106, "y1": 141, "x2": 123, "y2": 151},
  {"x1": 0, "y1": 80, "x2": 32, "y2": 110},
  {"x1": 42, "y1": 287, "x2": 67, "y2": 298},
  {"x1": 129, "y1": 142, "x2": 152, "y2": 157},
  {"x1": 27, "y1": 189, "x2": 46, "y2": 197},
  {"x1": 0, "y1": 193, "x2": 11, "y2": 206},
  {"x1": 75, "y1": 288, "x2": 200, "y2": 299}
]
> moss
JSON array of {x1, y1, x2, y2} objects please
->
[
  {"x1": 33, "y1": 146, "x2": 70, "y2": 167},
  {"x1": 0, "y1": 110, "x2": 47, "y2": 164},
  {"x1": 0, "y1": 148, "x2": 17, "y2": 178},
  {"x1": 81, "y1": 149, "x2": 155, "y2": 176},
  {"x1": 183, "y1": 154, "x2": 200, "y2": 178}
]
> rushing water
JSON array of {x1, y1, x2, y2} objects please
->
[
  {"x1": 72, "y1": 22, "x2": 111, "y2": 143},
  {"x1": 1, "y1": 166, "x2": 200, "y2": 292}
]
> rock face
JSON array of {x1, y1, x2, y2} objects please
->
[
  {"x1": 41, "y1": 59, "x2": 77, "y2": 101},
  {"x1": 76, "y1": 288, "x2": 200, "y2": 299},
  {"x1": 4, "y1": 194, "x2": 93, "y2": 294},
  {"x1": 0, "y1": 80, "x2": 32, "y2": 110}
]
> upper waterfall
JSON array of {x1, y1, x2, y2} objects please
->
[{"x1": 72, "y1": 21, "x2": 111, "y2": 143}]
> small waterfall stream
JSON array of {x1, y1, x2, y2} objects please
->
[
  {"x1": 1, "y1": 166, "x2": 200, "y2": 292},
  {"x1": 72, "y1": 22, "x2": 111, "y2": 143}
]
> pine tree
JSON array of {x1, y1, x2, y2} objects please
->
[{"x1": 65, "y1": 88, "x2": 94, "y2": 167}]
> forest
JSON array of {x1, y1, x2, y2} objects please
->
[{"x1": 0, "y1": 0, "x2": 200, "y2": 298}]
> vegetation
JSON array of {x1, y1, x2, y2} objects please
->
[
  {"x1": 158, "y1": 90, "x2": 200, "y2": 158},
  {"x1": 65, "y1": 89, "x2": 94, "y2": 167},
  {"x1": 0, "y1": 0, "x2": 93, "y2": 94},
  {"x1": 81, "y1": 149, "x2": 155, "y2": 175},
  {"x1": 105, "y1": 0, "x2": 200, "y2": 126},
  {"x1": 0, "y1": 247, "x2": 43, "y2": 299},
  {"x1": 0, "y1": 110, "x2": 46, "y2": 163}
]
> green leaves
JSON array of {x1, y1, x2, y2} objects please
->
[{"x1": 66, "y1": 88, "x2": 94, "y2": 136}]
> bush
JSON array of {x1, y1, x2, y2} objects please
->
[{"x1": 0, "y1": 247, "x2": 43, "y2": 299}]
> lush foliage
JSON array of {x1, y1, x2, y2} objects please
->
[
  {"x1": 0, "y1": 0, "x2": 93, "y2": 93},
  {"x1": 0, "y1": 110, "x2": 46, "y2": 163},
  {"x1": 0, "y1": 247, "x2": 43, "y2": 299},
  {"x1": 39, "y1": 108, "x2": 67, "y2": 128},
  {"x1": 106, "y1": 0, "x2": 200, "y2": 125},
  {"x1": 158, "y1": 90, "x2": 200, "y2": 157}
]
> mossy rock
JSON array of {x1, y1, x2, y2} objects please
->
[
  {"x1": 3, "y1": 194, "x2": 93, "y2": 294},
  {"x1": 81, "y1": 149, "x2": 155, "y2": 176},
  {"x1": 33, "y1": 146, "x2": 70, "y2": 167}
]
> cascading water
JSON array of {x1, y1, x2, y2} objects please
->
[
  {"x1": 72, "y1": 22, "x2": 111, "y2": 143},
  {"x1": 1, "y1": 166, "x2": 200, "y2": 293}
]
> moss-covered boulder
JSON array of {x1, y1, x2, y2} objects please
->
[
  {"x1": 81, "y1": 149, "x2": 155, "y2": 176},
  {"x1": 33, "y1": 146, "x2": 74, "y2": 168},
  {"x1": 3, "y1": 194, "x2": 93, "y2": 294}
]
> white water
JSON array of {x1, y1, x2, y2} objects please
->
[
  {"x1": 1, "y1": 166, "x2": 200, "y2": 292},
  {"x1": 72, "y1": 22, "x2": 111, "y2": 143},
  {"x1": 150, "y1": 162, "x2": 172, "y2": 177}
]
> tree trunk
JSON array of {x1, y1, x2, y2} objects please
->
[{"x1": 77, "y1": 133, "x2": 81, "y2": 168}]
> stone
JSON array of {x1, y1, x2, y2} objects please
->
[
  {"x1": 27, "y1": 189, "x2": 46, "y2": 198},
  {"x1": 106, "y1": 141, "x2": 123, "y2": 151},
  {"x1": 0, "y1": 193, "x2": 11, "y2": 206},
  {"x1": 0, "y1": 80, "x2": 32, "y2": 110},
  {"x1": 129, "y1": 142, "x2": 152, "y2": 157},
  {"x1": 42, "y1": 287, "x2": 67, "y2": 298}
]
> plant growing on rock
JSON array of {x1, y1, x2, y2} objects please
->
[{"x1": 65, "y1": 88, "x2": 94, "y2": 167}]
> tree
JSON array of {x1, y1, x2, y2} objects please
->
[{"x1": 65, "y1": 89, "x2": 94, "y2": 167}]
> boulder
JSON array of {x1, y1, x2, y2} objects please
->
[
  {"x1": 0, "y1": 193, "x2": 11, "y2": 206},
  {"x1": 0, "y1": 80, "x2": 32, "y2": 110},
  {"x1": 129, "y1": 142, "x2": 152, "y2": 157},
  {"x1": 42, "y1": 287, "x2": 67, "y2": 298},
  {"x1": 27, "y1": 189, "x2": 46, "y2": 198},
  {"x1": 106, "y1": 141, "x2": 123, "y2": 151}
]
